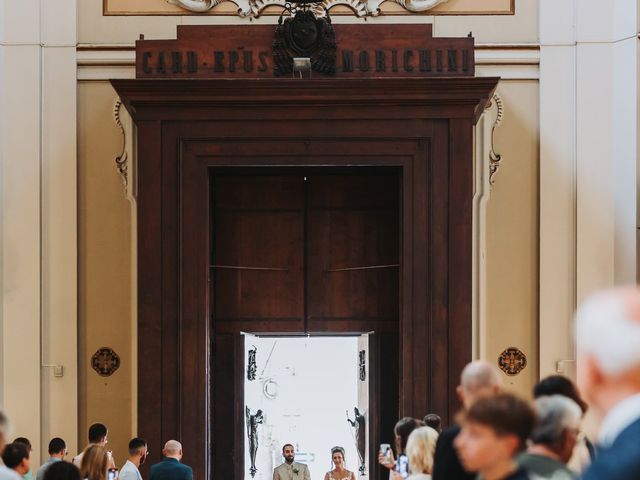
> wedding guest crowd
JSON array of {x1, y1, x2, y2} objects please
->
[
  {"x1": 375, "y1": 286, "x2": 640, "y2": 480},
  {"x1": 2, "y1": 286, "x2": 640, "y2": 480}
]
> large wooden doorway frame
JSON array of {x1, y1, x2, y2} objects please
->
[
  {"x1": 112, "y1": 77, "x2": 499, "y2": 480},
  {"x1": 209, "y1": 166, "x2": 401, "y2": 479}
]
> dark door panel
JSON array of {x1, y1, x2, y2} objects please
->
[{"x1": 210, "y1": 169, "x2": 400, "y2": 479}]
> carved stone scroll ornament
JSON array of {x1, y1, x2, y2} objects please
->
[
  {"x1": 166, "y1": 0, "x2": 218, "y2": 12},
  {"x1": 113, "y1": 97, "x2": 129, "y2": 191},
  {"x1": 488, "y1": 92, "x2": 504, "y2": 186},
  {"x1": 166, "y1": 0, "x2": 447, "y2": 17}
]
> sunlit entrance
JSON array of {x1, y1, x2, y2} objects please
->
[{"x1": 243, "y1": 335, "x2": 370, "y2": 480}]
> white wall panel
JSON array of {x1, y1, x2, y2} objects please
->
[
  {"x1": 41, "y1": 45, "x2": 78, "y2": 459},
  {"x1": 0, "y1": 45, "x2": 42, "y2": 463},
  {"x1": 539, "y1": 44, "x2": 577, "y2": 378},
  {"x1": 0, "y1": 0, "x2": 40, "y2": 45}
]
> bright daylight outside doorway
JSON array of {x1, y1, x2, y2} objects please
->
[{"x1": 244, "y1": 335, "x2": 369, "y2": 480}]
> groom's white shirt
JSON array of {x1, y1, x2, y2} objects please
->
[{"x1": 273, "y1": 461, "x2": 310, "y2": 480}]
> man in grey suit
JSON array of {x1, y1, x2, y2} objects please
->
[{"x1": 273, "y1": 444, "x2": 310, "y2": 480}]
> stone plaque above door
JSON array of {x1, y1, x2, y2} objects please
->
[{"x1": 136, "y1": 24, "x2": 475, "y2": 78}]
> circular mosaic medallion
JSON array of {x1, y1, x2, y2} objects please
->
[
  {"x1": 498, "y1": 347, "x2": 527, "y2": 376},
  {"x1": 92, "y1": 347, "x2": 121, "y2": 377}
]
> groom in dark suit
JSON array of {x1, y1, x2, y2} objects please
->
[
  {"x1": 149, "y1": 440, "x2": 193, "y2": 480},
  {"x1": 576, "y1": 288, "x2": 640, "y2": 480}
]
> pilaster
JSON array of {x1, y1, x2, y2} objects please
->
[{"x1": 0, "y1": 0, "x2": 78, "y2": 463}]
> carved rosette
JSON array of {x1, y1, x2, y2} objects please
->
[
  {"x1": 498, "y1": 347, "x2": 527, "y2": 376},
  {"x1": 167, "y1": 0, "x2": 447, "y2": 17},
  {"x1": 92, "y1": 347, "x2": 121, "y2": 377}
]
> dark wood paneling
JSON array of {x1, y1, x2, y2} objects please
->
[
  {"x1": 307, "y1": 174, "x2": 399, "y2": 332},
  {"x1": 136, "y1": 121, "x2": 163, "y2": 479},
  {"x1": 112, "y1": 75, "x2": 499, "y2": 480},
  {"x1": 212, "y1": 333, "x2": 244, "y2": 479},
  {"x1": 212, "y1": 175, "x2": 305, "y2": 326}
]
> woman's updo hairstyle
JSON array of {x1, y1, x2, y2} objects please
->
[{"x1": 330, "y1": 446, "x2": 346, "y2": 466}]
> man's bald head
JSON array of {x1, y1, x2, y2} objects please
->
[
  {"x1": 163, "y1": 440, "x2": 183, "y2": 460},
  {"x1": 457, "y1": 360, "x2": 503, "y2": 409},
  {"x1": 575, "y1": 287, "x2": 640, "y2": 413}
]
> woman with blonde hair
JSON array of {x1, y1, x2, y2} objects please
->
[
  {"x1": 404, "y1": 426, "x2": 439, "y2": 479},
  {"x1": 79, "y1": 445, "x2": 110, "y2": 480}
]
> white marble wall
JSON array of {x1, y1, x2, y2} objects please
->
[
  {"x1": 0, "y1": 0, "x2": 78, "y2": 465},
  {"x1": 539, "y1": 0, "x2": 639, "y2": 379}
]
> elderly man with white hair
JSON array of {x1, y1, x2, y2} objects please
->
[
  {"x1": 517, "y1": 395, "x2": 581, "y2": 479},
  {"x1": 432, "y1": 360, "x2": 503, "y2": 480},
  {"x1": 149, "y1": 440, "x2": 192, "y2": 480},
  {"x1": 576, "y1": 287, "x2": 640, "y2": 479},
  {"x1": 0, "y1": 411, "x2": 21, "y2": 480}
]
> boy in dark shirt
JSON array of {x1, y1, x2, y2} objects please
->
[{"x1": 454, "y1": 393, "x2": 535, "y2": 480}]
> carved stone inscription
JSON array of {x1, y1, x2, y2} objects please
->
[{"x1": 136, "y1": 24, "x2": 475, "y2": 78}]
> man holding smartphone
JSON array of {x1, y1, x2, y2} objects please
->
[
  {"x1": 120, "y1": 438, "x2": 148, "y2": 480},
  {"x1": 73, "y1": 423, "x2": 116, "y2": 470}
]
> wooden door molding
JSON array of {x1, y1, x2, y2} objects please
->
[{"x1": 112, "y1": 76, "x2": 498, "y2": 480}]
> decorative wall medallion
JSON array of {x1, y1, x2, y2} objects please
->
[
  {"x1": 498, "y1": 347, "x2": 526, "y2": 376},
  {"x1": 247, "y1": 345, "x2": 257, "y2": 381},
  {"x1": 92, "y1": 347, "x2": 121, "y2": 377},
  {"x1": 262, "y1": 378, "x2": 279, "y2": 399}
]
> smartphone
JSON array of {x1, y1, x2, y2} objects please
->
[
  {"x1": 379, "y1": 443, "x2": 392, "y2": 464},
  {"x1": 108, "y1": 468, "x2": 118, "y2": 480},
  {"x1": 397, "y1": 454, "x2": 409, "y2": 479}
]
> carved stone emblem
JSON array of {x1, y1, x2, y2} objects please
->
[
  {"x1": 273, "y1": 9, "x2": 336, "y2": 76},
  {"x1": 498, "y1": 347, "x2": 527, "y2": 376},
  {"x1": 91, "y1": 347, "x2": 121, "y2": 377}
]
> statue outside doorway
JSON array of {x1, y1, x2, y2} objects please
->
[{"x1": 346, "y1": 407, "x2": 366, "y2": 475}]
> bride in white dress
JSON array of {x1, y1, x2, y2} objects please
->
[{"x1": 324, "y1": 446, "x2": 356, "y2": 480}]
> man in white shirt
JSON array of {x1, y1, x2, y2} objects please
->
[
  {"x1": 576, "y1": 287, "x2": 640, "y2": 479},
  {"x1": 0, "y1": 411, "x2": 21, "y2": 480},
  {"x1": 73, "y1": 423, "x2": 115, "y2": 469},
  {"x1": 120, "y1": 438, "x2": 148, "y2": 480}
]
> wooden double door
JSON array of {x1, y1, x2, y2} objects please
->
[
  {"x1": 112, "y1": 76, "x2": 498, "y2": 480},
  {"x1": 212, "y1": 169, "x2": 400, "y2": 478}
]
